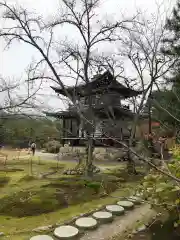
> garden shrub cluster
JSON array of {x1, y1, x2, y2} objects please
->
[{"x1": 45, "y1": 140, "x2": 61, "y2": 153}]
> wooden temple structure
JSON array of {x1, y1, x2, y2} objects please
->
[{"x1": 48, "y1": 71, "x2": 142, "y2": 147}]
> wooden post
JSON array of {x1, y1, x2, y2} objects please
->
[
  {"x1": 70, "y1": 119, "x2": 73, "y2": 135},
  {"x1": 4, "y1": 155, "x2": 7, "y2": 167},
  {"x1": 77, "y1": 118, "x2": 80, "y2": 137},
  {"x1": 29, "y1": 155, "x2": 33, "y2": 175},
  {"x1": 17, "y1": 150, "x2": 20, "y2": 160},
  {"x1": 62, "y1": 118, "x2": 65, "y2": 146},
  {"x1": 120, "y1": 128, "x2": 123, "y2": 141}
]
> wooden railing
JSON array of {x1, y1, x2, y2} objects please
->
[{"x1": 68, "y1": 103, "x2": 130, "y2": 111}]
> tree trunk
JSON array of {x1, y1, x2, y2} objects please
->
[
  {"x1": 85, "y1": 136, "x2": 94, "y2": 176},
  {"x1": 126, "y1": 149, "x2": 136, "y2": 174},
  {"x1": 29, "y1": 156, "x2": 33, "y2": 175},
  {"x1": 127, "y1": 159, "x2": 137, "y2": 174},
  {"x1": 148, "y1": 92, "x2": 152, "y2": 136},
  {"x1": 147, "y1": 87, "x2": 155, "y2": 159},
  {"x1": 84, "y1": 94, "x2": 96, "y2": 176},
  {"x1": 126, "y1": 128, "x2": 137, "y2": 174}
]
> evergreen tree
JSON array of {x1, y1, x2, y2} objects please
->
[
  {"x1": 0, "y1": 117, "x2": 61, "y2": 148},
  {"x1": 155, "y1": 0, "x2": 180, "y2": 135},
  {"x1": 162, "y1": 0, "x2": 180, "y2": 84}
]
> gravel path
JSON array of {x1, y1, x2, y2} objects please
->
[
  {"x1": 79, "y1": 204, "x2": 155, "y2": 240},
  {"x1": 35, "y1": 151, "x2": 124, "y2": 168}
]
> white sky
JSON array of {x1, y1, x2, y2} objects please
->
[{"x1": 0, "y1": 0, "x2": 176, "y2": 111}]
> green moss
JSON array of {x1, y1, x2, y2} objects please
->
[
  {"x1": 0, "y1": 168, "x2": 24, "y2": 172},
  {"x1": 47, "y1": 178, "x2": 86, "y2": 188},
  {"x1": 0, "y1": 175, "x2": 119, "y2": 218},
  {"x1": 0, "y1": 157, "x2": 141, "y2": 240},
  {"x1": 18, "y1": 175, "x2": 37, "y2": 182},
  {"x1": 107, "y1": 168, "x2": 145, "y2": 182},
  {"x1": 0, "y1": 188, "x2": 68, "y2": 217},
  {"x1": 0, "y1": 176, "x2": 10, "y2": 187}
]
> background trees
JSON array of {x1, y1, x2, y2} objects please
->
[
  {"x1": 144, "y1": 0, "x2": 180, "y2": 139},
  {"x1": 0, "y1": 117, "x2": 61, "y2": 148}
]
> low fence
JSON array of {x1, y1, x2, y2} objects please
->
[{"x1": 0, "y1": 148, "x2": 30, "y2": 165}]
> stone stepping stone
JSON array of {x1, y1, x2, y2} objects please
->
[
  {"x1": 137, "y1": 224, "x2": 146, "y2": 232},
  {"x1": 54, "y1": 226, "x2": 79, "y2": 239},
  {"x1": 105, "y1": 205, "x2": 125, "y2": 215},
  {"x1": 117, "y1": 200, "x2": 134, "y2": 209},
  {"x1": 128, "y1": 196, "x2": 142, "y2": 204},
  {"x1": 75, "y1": 217, "x2": 98, "y2": 230},
  {"x1": 30, "y1": 235, "x2": 54, "y2": 240},
  {"x1": 136, "y1": 193, "x2": 143, "y2": 197},
  {"x1": 92, "y1": 211, "x2": 113, "y2": 223}
]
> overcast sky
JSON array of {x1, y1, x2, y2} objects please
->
[{"x1": 0, "y1": 0, "x2": 176, "y2": 111}]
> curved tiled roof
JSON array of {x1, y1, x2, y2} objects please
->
[{"x1": 51, "y1": 71, "x2": 142, "y2": 99}]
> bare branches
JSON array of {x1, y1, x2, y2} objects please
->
[
  {"x1": 118, "y1": 6, "x2": 175, "y2": 92},
  {"x1": 0, "y1": 1, "x2": 62, "y2": 88},
  {"x1": 45, "y1": 0, "x2": 137, "y2": 84},
  {"x1": 0, "y1": 73, "x2": 43, "y2": 114}
]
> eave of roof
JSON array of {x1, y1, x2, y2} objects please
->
[
  {"x1": 45, "y1": 104, "x2": 135, "y2": 120},
  {"x1": 51, "y1": 71, "x2": 142, "y2": 98},
  {"x1": 51, "y1": 85, "x2": 142, "y2": 98}
]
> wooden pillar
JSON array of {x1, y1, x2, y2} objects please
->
[
  {"x1": 66, "y1": 119, "x2": 70, "y2": 138},
  {"x1": 70, "y1": 119, "x2": 73, "y2": 135},
  {"x1": 62, "y1": 118, "x2": 65, "y2": 146},
  {"x1": 77, "y1": 118, "x2": 80, "y2": 137},
  {"x1": 120, "y1": 127, "x2": 123, "y2": 141}
]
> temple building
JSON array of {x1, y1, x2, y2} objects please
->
[{"x1": 48, "y1": 71, "x2": 142, "y2": 147}]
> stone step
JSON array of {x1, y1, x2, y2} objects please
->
[
  {"x1": 30, "y1": 235, "x2": 54, "y2": 240},
  {"x1": 54, "y1": 225, "x2": 79, "y2": 239},
  {"x1": 75, "y1": 217, "x2": 98, "y2": 230},
  {"x1": 136, "y1": 193, "x2": 143, "y2": 197},
  {"x1": 117, "y1": 200, "x2": 134, "y2": 209},
  {"x1": 105, "y1": 205, "x2": 125, "y2": 215},
  {"x1": 29, "y1": 196, "x2": 142, "y2": 239},
  {"x1": 92, "y1": 211, "x2": 113, "y2": 223},
  {"x1": 128, "y1": 196, "x2": 142, "y2": 204}
]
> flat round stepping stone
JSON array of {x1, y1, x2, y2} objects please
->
[
  {"x1": 92, "y1": 211, "x2": 113, "y2": 223},
  {"x1": 75, "y1": 217, "x2": 97, "y2": 230},
  {"x1": 54, "y1": 226, "x2": 79, "y2": 239},
  {"x1": 117, "y1": 200, "x2": 134, "y2": 209},
  {"x1": 106, "y1": 205, "x2": 125, "y2": 215},
  {"x1": 30, "y1": 236, "x2": 54, "y2": 240},
  {"x1": 128, "y1": 196, "x2": 141, "y2": 204},
  {"x1": 136, "y1": 193, "x2": 143, "y2": 197},
  {"x1": 137, "y1": 224, "x2": 146, "y2": 232}
]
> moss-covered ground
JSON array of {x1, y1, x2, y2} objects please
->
[{"x1": 0, "y1": 155, "x2": 145, "y2": 240}]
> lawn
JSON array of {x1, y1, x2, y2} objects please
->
[{"x1": 0, "y1": 156, "x2": 144, "y2": 240}]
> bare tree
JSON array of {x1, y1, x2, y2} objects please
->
[
  {"x1": 0, "y1": 68, "x2": 43, "y2": 116},
  {"x1": 0, "y1": 0, "x2": 138, "y2": 175},
  {"x1": 46, "y1": 0, "x2": 140, "y2": 175},
  {"x1": 88, "y1": 6, "x2": 177, "y2": 173},
  {"x1": 110, "y1": 7, "x2": 177, "y2": 172}
]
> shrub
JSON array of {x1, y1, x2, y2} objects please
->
[
  {"x1": 0, "y1": 175, "x2": 10, "y2": 187},
  {"x1": 19, "y1": 175, "x2": 37, "y2": 182},
  {"x1": 45, "y1": 140, "x2": 61, "y2": 153}
]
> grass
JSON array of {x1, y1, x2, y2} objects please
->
[{"x1": 0, "y1": 156, "x2": 144, "y2": 240}]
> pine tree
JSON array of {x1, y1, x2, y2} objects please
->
[
  {"x1": 162, "y1": 0, "x2": 180, "y2": 84},
  {"x1": 157, "y1": 0, "x2": 180, "y2": 132}
]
